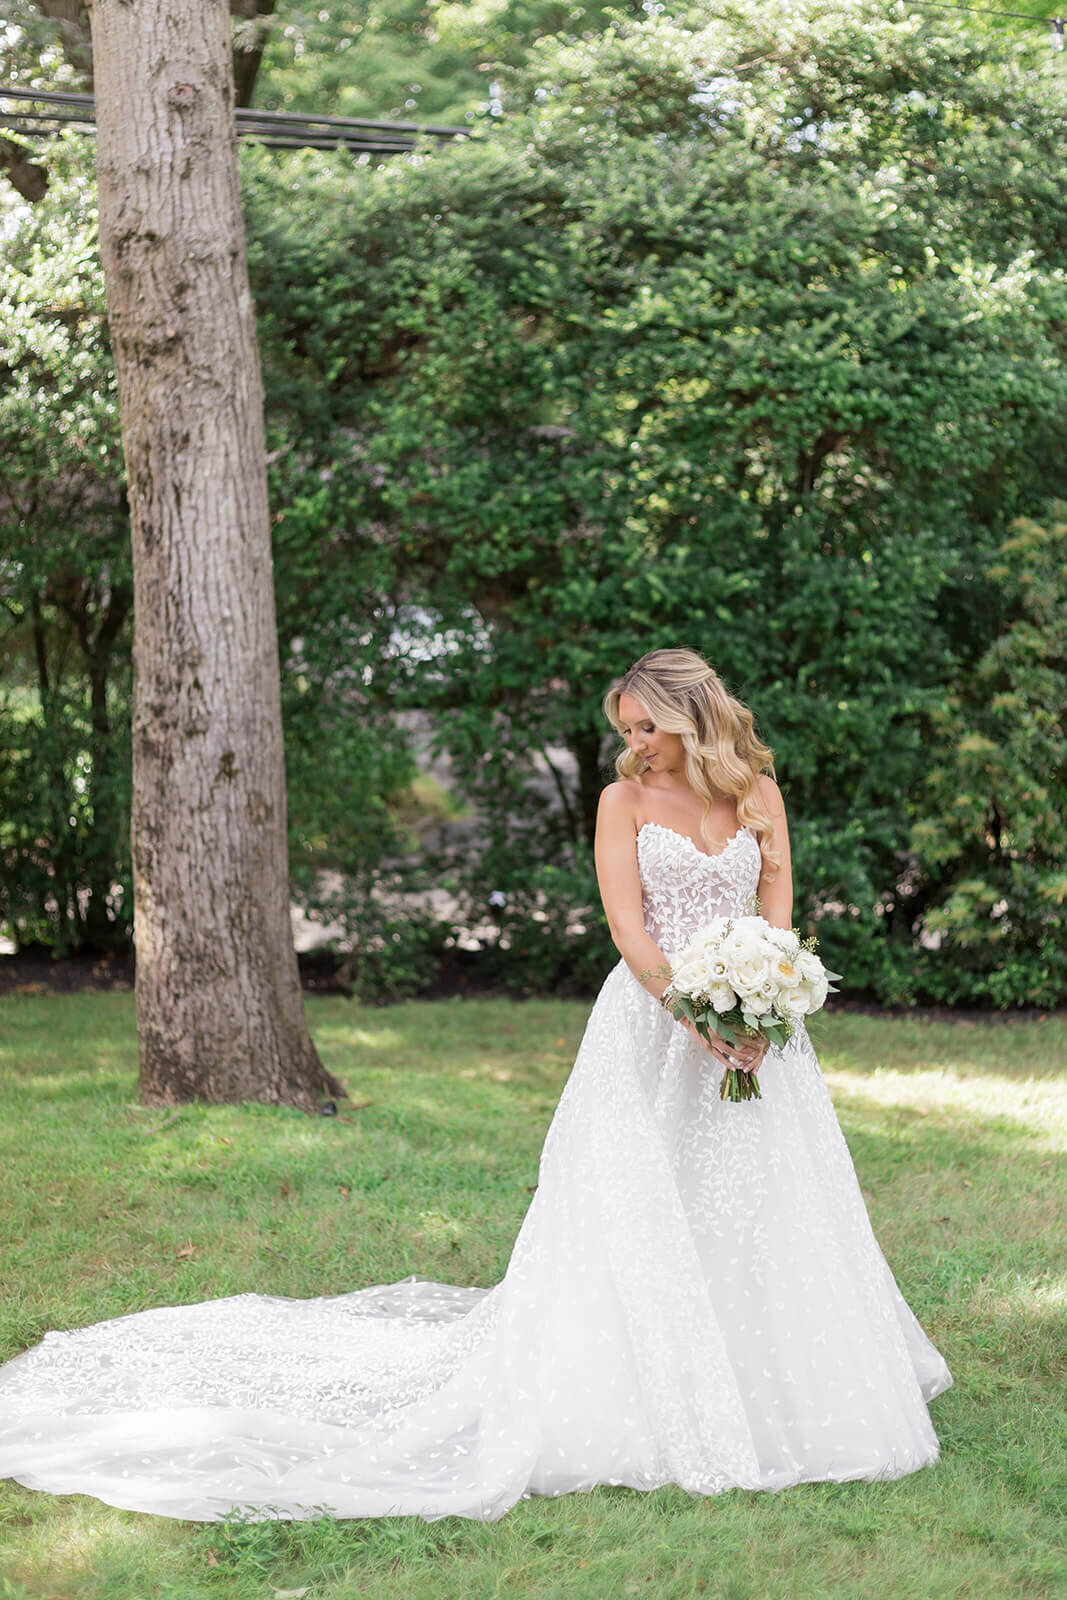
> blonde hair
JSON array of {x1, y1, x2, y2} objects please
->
[{"x1": 603, "y1": 648, "x2": 779, "y2": 870}]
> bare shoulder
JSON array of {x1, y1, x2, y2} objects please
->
[
  {"x1": 755, "y1": 772, "x2": 787, "y2": 818},
  {"x1": 597, "y1": 778, "x2": 642, "y2": 830}
]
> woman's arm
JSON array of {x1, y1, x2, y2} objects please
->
[
  {"x1": 755, "y1": 774, "x2": 793, "y2": 929},
  {"x1": 594, "y1": 782, "x2": 672, "y2": 997},
  {"x1": 594, "y1": 783, "x2": 760, "y2": 1074}
]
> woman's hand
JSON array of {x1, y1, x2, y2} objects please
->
[
  {"x1": 684, "y1": 1020, "x2": 767, "y2": 1074},
  {"x1": 733, "y1": 1032, "x2": 768, "y2": 1074}
]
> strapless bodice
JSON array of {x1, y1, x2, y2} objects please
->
[{"x1": 637, "y1": 821, "x2": 762, "y2": 953}]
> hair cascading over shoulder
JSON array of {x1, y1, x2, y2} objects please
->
[{"x1": 602, "y1": 648, "x2": 779, "y2": 873}]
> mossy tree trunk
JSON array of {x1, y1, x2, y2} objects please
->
[{"x1": 91, "y1": 0, "x2": 343, "y2": 1109}]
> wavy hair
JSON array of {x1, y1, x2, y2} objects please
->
[{"x1": 603, "y1": 648, "x2": 778, "y2": 871}]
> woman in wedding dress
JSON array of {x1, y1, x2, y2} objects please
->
[{"x1": 0, "y1": 648, "x2": 951, "y2": 1522}]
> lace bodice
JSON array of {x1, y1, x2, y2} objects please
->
[{"x1": 638, "y1": 822, "x2": 762, "y2": 953}]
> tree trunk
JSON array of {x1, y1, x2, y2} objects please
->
[
  {"x1": 572, "y1": 722, "x2": 607, "y2": 851},
  {"x1": 76, "y1": 581, "x2": 132, "y2": 953},
  {"x1": 231, "y1": 0, "x2": 278, "y2": 108},
  {"x1": 91, "y1": 0, "x2": 343, "y2": 1109}
]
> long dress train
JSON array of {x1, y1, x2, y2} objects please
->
[{"x1": 0, "y1": 823, "x2": 951, "y2": 1520}]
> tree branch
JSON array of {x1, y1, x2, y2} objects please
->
[
  {"x1": 33, "y1": 0, "x2": 94, "y2": 80},
  {"x1": 0, "y1": 137, "x2": 49, "y2": 201},
  {"x1": 541, "y1": 747, "x2": 578, "y2": 842},
  {"x1": 231, "y1": 0, "x2": 278, "y2": 108},
  {"x1": 5, "y1": 0, "x2": 279, "y2": 203}
]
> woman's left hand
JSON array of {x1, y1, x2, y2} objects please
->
[{"x1": 734, "y1": 1033, "x2": 768, "y2": 1074}]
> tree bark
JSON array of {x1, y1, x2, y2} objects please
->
[{"x1": 91, "y1": 0, "x2": 342, "y2": 1109}]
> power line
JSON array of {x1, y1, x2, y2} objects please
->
[
  {"x1": 0, "y1": 86, "x2": 474, "y2": 156},
  {"x1": 904, "y1": 0, "x2": 1066, "y2": 44},
  {"x1": 909, "y1": 1, "x2": 1057, "y2": 19},
  {"x1": 2, "y1": 0, "x2": 1064, "y2": 157}
]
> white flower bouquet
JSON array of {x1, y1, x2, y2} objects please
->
[{"x1": 662, "y1": 916, "x2": 839, "y2": 1102}]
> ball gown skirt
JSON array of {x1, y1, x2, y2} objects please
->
[{"x1": 0, "y1": 823, "x2": 951, "y2": 1521}]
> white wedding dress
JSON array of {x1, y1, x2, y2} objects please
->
[{"x1": 0, "y1": 823, "x2": 951, "y2": 1521}]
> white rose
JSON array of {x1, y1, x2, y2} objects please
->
[
  {"x1": 796, "y1": 949, "x2": 824, "y2": 984},
  {"x1": 743, "y1": 988, "x2": 775, "y2": 1016},
  {"x1": 681, "y1": 921, "x2": 727, "y2": 959},
  {"x1": 727, "y1": 953, "x2": 773, "y2": 998},
  {"x1": 704, "y1": 950, "x2": 732, "y2": 984},
  {"x1": 808, "y1": 974, "x2": 829, "y2": 1011},
  {"x1": 770, "y1": 955, "x2": 802, "y2": 991},
  {"x1": 709, "y1": 982, "x2": 738, "y2": 1014},
  {"x1": 781, "y1": 986, "x2": 816, "y2": 1017},
  {"x1": 720, "y1": 921, "x2": 765, "y2": 968},
  {"x1": 671, "y1": 955, "x2": 708, "y2": 998},
  {"x1": 756, "y1": 975, "x2": 779, "y2": 1007},
  {"x1": 731, "y1": 917, "x2": 768, "y2": 954}
]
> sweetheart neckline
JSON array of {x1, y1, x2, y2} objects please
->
[{"x1": 636, "y1": 819, "x2": 754, "y2": 863}]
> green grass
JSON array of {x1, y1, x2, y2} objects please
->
[{"x1": 0, "y1": 993, "x2": 1064, "y2": 1600}]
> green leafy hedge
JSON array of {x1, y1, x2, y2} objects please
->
[{"x1": 2, "y1": 3, "x2": 1065, "y2": 1003}]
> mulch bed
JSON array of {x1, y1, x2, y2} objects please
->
[
  {"x1": 0, "y1": 948, "x2": 135, "y2": 995},
  {"x1": 0, "y1": 946, "x2": 494, "y2": 1000},
  {"x1": 0, "y1": 947, "x2": 1062, "y2": 1024},
  {"x1": 0, "y1": 947, "x2": 349, "y2": 997}
]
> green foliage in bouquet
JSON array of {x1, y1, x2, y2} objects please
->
[
  {"x1": 665, "y1": 986, "x2": 790, "y2": 1103},
  {"x1": 663, "y1": 916, "x2": 837, "y2": 1103}
]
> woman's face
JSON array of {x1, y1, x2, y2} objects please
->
[{"x1": 617, "y1": 692, "x2": 686, "y2": 776}]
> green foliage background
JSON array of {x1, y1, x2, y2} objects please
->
[{"x1": 1, "y1": 3, "x2": 1065, "y2": 1005}]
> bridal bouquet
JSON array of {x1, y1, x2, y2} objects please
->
[{"x1": 662, "y1": 917, "x2": 839, "y2": 1102}]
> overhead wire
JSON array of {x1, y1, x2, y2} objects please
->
[
  {"x1": 1, "y1": 0, "x2": 1064, "y2": 159},
  {"x1": 896, "y1": 0, "x2": 1065, "y2": 45},
  {"x1": 0, "y1": 85, "x2": 472, "y2": 155},
  {"x1": 906, "y1": 1, "x2": 1056, "y2": 19}
]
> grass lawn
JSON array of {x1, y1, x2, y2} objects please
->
[{"x1": 0, "y1": 991, "x2": 1064, "y2": 1600}]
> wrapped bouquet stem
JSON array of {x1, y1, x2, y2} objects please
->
[{"x1": 660, "y1": 916, "x2": 839, "y2": 1102}]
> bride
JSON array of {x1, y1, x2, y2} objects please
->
[{"x1": 0, "y1": 647, "x2": 951, "y2": 1522}]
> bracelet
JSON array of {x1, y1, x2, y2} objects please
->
[{"x1": 659, "y1": 985, "x2": 675, "y2": 1011}]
